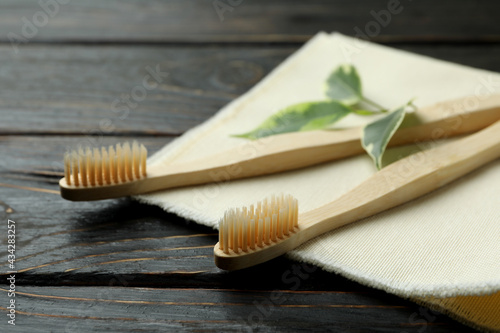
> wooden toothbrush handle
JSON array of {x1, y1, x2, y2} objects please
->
[
  {"x1": 157, "y1": 94, "x2": 500, "y2": 189},
  {"x1": 300, "y1": 120, "x2": 500, "y2": 237}
]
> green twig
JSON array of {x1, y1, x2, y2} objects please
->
[{"x1": 361, "y1": 96, "x2": 386, "y2": 112}]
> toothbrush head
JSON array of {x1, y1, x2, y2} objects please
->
[
  {"x1": 214, "y1": 194, "x2": 299, "y2": 270},
  {"x1": 63, "y1": 141, "x2": 147, "y2": 187}
]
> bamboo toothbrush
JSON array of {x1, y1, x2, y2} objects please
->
[
  {"x1": 214, "y1": 119, "x2": 500, "y2": 270},
  {"x1": 60, "y1": 94, "x2": 500, "y2": 201}
]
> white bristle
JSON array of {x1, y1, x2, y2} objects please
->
[
  {"x1": 72, "y1": 151, "x2": 79, "y2": 186},
  {"x1": 132, "y1": 141, "x2": 140, "y2": 179},
  {"x1": 94, "y1": 148, "x2": 102, "y2": 186},
  {"x1": 116, "y1": 144, "x2": 124, "y2": 182},
  {"x1": 140, "y1": 145, "x2": 147, "y2": 177},
  {"x1": 63, "y1": 142, "x2": 148, "y2": 187},
  {"x1": 257, "y1": 218, "x2": 263, "y2": 248},
  {"x1": 79, "y1": 147, "x2": 87, "y2": 186},
  {"x1": 86, "y1": 147, "x2": 95, "y2": 186},
  {"x1": 249, "y1": 218, "x2": 255, "y2": 250},
  {"x1": 64, "y1": 152, "x2": 71, "y2": 185},
  {"x1": 241, "y1": 216, "x2": 248, "y2": 252},
  {"x1": 102, "y1": 147, "x2": 110, "y2": 185},
  {"x1": 218, "y1": 194, "x2": 298, "y2": 254},
  {"x1": 264, "y1": 216, "x2": 271, "y2": 245},
  {"x1": 123, "y1": 142, "x2": 133, "y2": 182}
]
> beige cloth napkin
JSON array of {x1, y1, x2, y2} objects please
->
[{"x1": 136, "y1": 32, "x2": 500, "y2": 331}]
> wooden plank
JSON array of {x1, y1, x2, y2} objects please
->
[
  {"x1": 399, "y1": 43, "x2": 500, "y2": 73},
  {"x1": 0, "y1": 286, "x2": 475, "y2": 332},
  {"x1": 0, "y1": 45, "x2": 293, "y2": 135},
  {"x1": 0, "y1": 0, "x2": 499, "y2": 43},
  {"x1": 1, "y1": 44, "x2": 500, "y2": 135},
  {"x1": 0, "y1": 138, "x2": 477, "y2": 332}
]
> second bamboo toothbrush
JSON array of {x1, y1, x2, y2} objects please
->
[{"x1": 214, "y1": 119, "x2": 500, "y2": 270}]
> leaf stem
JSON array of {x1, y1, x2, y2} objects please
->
[{"x1": 361, "y1": 96, "x2": 386, "y2": 111}]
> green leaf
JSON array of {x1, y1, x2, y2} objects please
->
[
  {"x1": 324, "y1": 64, "x2": 362, "y2": 105},
  {"x1": 299, "y1": 114, "x2": 346, "y2": 131},
  {"x1": 361, "y1": 104, "x2": 408, "y2": 170},
  {"x1": 233, "y1": 101, "x2": 352, "y2": 140}
]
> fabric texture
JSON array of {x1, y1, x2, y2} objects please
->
[{"x1": 136, "y1": 32, "x2": 500, "y2": 331}]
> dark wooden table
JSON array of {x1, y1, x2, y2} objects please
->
[{"x1": 1, "y1": 1, "x2": 498, "y2": 332}]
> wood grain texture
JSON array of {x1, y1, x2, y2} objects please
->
[
  {"x1": 2, "y1": 44, "x2": 500, "y2": 136},
  {"x1": 0, "y1": 137, "x2": 475, "y2": 332},
  {"x1": 0, "y1": 45, "x2": 292, "y2": 135},
  {"x1": 0, "y1": 0, "x2": 499, "y2": 43},
  {"x1": 0, "y1": 286, "x2": 475, "y2": 333}
]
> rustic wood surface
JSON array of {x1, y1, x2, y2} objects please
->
[
  {"x1": 1, "y1": 0, "x2": 500, "y2": 43},
  {"x1": 1, "y1": 0, "x2": 497, "y2": 332}
]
